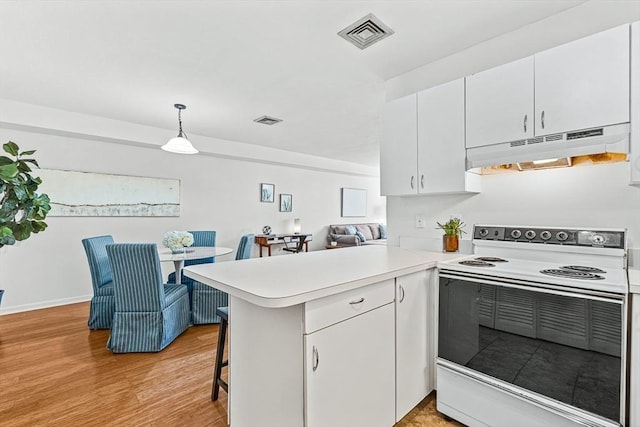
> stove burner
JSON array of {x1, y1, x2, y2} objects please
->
[
  {"x1": 475, "y1": 257, "x2": 508, "y2": 263},
  {"x1": 560, "y1": 265, "x2": 606, "y2": 274},
  {"x1": 459, "y1": 260, "x2": 495, "y2": 267},
  {"x1": 540, "y1": 269, "x2": 605, "y2": 280}
]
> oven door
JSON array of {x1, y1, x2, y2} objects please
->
[{"x1": 438, "y1": 270, "x2": 627, "y2": 425}]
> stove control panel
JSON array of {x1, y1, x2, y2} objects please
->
[{"x1": 473, "y1": 226, "x2": 625, "y2": 249}]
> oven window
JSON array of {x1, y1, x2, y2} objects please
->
[{"x1": 438, "y1": 277, "x2": 623, "y2": 422}]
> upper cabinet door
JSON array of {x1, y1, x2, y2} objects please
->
[
  {"x1": 466, "y1": 56, "x2": 534, "y2": 148},
  {"x1": 535, "y1": 24, "x2": 630, "y2": 136},
  {"x1": 380, "y1": 94, "x2": 418, "y2": 196},
  {"x1": 418, "y1": 78, "x2": 477, "y2": 193}
]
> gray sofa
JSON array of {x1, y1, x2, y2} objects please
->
[{"x1": 327, "y1": 223, "x2": 387, "y2": 247}]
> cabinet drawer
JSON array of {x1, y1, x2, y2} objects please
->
[{"x1": 305, "y1": 280, "x2": 394, "y2": 334}]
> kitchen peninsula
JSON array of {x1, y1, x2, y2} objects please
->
[{"x1": 184, "y1": 246, "x2": 463, "y2": 427}]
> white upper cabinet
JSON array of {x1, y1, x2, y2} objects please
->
[
  {"x1": 380, "y1": 94, "x2": 418, "y2": 196},
  {"x1": 630, "y1": 21, "x2": 640, "y2": 185},
  {"x1": 535, "y1": 24, "x2": 630, "y2": 136},
  {"x1": 418, "y1": 78, "x2": 480, "y2": 194},
  {"x1": 466, "y1": 57, "x2": 534, "y2": 148},
  {"x1": 381, "y1": 80, "x2": 480, "y2": 196},
  {"x1": 466, "y1": 24, "x2": 630, "y2": 148}
]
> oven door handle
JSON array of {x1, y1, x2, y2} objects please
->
[{"x1": 438, "y1": 272, "x2": 625, "y2": 304}]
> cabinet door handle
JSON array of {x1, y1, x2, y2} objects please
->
[
  {"x1": 420, "y1": 174, "x2": 424, "y2": 189},
  {"x1": 523, "y1": 114, "x2": 527, "y2": 133},
  {"x1": 312, "y1": 346, "x2": 319, "y2": 372},
  {"x1": 541, "y1": 110, "x2": 545, "y2": 129},
  {"x1": 410, "y1": 176, "x2": 414, "y2": 189},
  {"x1": 399, "y1": 285, "x2": 405, "y2": 303},
  {"x1": 349, "y1": 297, "x2": 365, "y2": 305}
]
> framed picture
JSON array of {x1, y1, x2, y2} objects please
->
[
  {"x1": 260, "y1": 183, "x2": 275, "y2": 203},
  {"x1": 341, "y1": 187, "x2": 367, "y2": 217},
  {"x1": 279, "y1": 194, "x2": 292, "y2": 212}
]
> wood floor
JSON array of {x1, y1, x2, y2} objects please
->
[{"x1": 0, "y1": 302, "x2": 461, "y2": 426}]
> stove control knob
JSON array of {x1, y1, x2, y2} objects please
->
[
  {"x1": 540, "y1": 231, "x2": 552, "y2": 240},
  {"x1": 510, "y1": 229, "x2": 522, "y2": 239},
  {"x1": 592, "y1": 234, "x2": 605, "y2": 245},
  {"x1": 525, "y1": 230, "x2": 536, "y2": 240},
  {"x1": 479, "y1": 228, "x2": 489, "y2": 237},
  {"x1": 556, "y1": 231, "x2": 569, "y2": 241}
]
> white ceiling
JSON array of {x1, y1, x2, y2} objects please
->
[{"x1": 0, "y1": 0, "x2": 622, "y2": 167}]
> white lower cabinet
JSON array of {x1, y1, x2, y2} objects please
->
[
  {"x1": 304, "y1": 302, "x2": 395, "y2": 427},
  {"x1": 395, "y1": 270, "x2": 432, "y2": 422},
  {"x1": 230, "y1": 273, "x2": 434, "y2": 427}
]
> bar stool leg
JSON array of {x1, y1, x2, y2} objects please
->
[{"x1": 212, "y1": 314, "x2": 229, "y2": 401}]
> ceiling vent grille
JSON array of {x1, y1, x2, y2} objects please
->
[
  {"x1": 338, "y1": 13, "x2": 394, "y2": 50},
  {"x1": 254, "y1": 115, "x2": 282, "y2": 125}
]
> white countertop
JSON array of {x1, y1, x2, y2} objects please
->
[
  {"x1": 184, "y1": 245, "x2": 465, "y2": 308},
  {"x1": 629, "y1": 269, "x2": 640, "y2": 294}
]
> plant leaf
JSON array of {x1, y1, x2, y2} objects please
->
[
  {"x1": 3, "y1": 141, "x2": 19, "y2": 156},
  {"x1": 0, "y1": 163, "x2": 19, "y2": 180}
]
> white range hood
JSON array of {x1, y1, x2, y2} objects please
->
[{"x1": 466, "y1": 123, "x2": 630, "y2": 169}]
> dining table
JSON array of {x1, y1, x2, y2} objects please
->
[{"x1": 158, "y1": 246, "x2": 233, "y2": 284}]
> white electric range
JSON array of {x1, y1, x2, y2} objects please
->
[{"x1": 437, "y1": 225, "x2": 629, "y2": 427}]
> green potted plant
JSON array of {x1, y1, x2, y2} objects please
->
[
  {"x1": 437, "y1": 217, "x2": 466, "y2": 252},
  {"x1": 0, "y1": 141, "x2": 52, "y2": 306}
]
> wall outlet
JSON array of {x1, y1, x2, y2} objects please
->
[{"x1": 415, "y1": 215, "x2": 425, "y2": 228}]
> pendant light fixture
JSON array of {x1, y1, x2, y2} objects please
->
[{"x1": 161, "y1": 103, "x2": 198, "y2": 154}]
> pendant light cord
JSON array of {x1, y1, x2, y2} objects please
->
[{"x1": 177, "y1": 107, "x2": 188, "y2": 139}]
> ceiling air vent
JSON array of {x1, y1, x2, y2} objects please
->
[
  {"x1": 338, "y1": 13, "x2": 394, "y2": 50},
  {"x1": 254, "y1": 115, "x2": 282, "y2": 126}
]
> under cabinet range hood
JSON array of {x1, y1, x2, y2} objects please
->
[{"x1": 466, "y1": 123, "x2": 630, "y2": 169}]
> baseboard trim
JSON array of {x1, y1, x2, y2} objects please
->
[{"x1": 0, "y1": 295, "x2": 92, "y2": 315}]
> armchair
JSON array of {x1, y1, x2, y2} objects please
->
[
  {"x1": 81, "y1": 235, "x2": 116, "y2": 329},
  {"x1": 106, "y1": 243, "x2": 190, "y2": 353},
  {"x1": 167, "y1": 230, "x2": 224, "y2": 324}
]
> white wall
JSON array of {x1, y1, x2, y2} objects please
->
[
  {"x1": 0, "y1": 116, "x2": 385, "y2": 314},
  {"x1": 387, "y1": 162, "x2": 640, "y2": 251}
]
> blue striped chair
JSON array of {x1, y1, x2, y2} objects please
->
[
  {"x1": 106, "y1": 243, "x2": 190, "y2": 353},
  {"x1": 167, "y1": 230, "x2": 226, "y2": 324},
  {"x1": 82, "y1": 235, "x2": 116, "y2": 329},
  {"x1": 235, "y1": 233, "x2": 254, "y2": 261}
]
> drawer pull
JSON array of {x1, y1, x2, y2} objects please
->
[
  {"x1": 349, "y1": 297, "x2": 365, "y2": 305},
  {"x1": 399, "y1": 285, "x2": 405, "y2": 303},
  {"x1": 312, "y1": 346, "x2": 319, "y2": 371}
]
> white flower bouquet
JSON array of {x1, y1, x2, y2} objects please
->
[{"x1": 162, "y1": 231, "x2": 194, "y2": 253}]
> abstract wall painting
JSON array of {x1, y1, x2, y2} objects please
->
[{"x1": 33, "y1": 169, "x2": 180, "y2": 217}]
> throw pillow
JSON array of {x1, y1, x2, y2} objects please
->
[
  {"x1": 355, "y1": 225, "x2": 374, "y2": 240},
  {"x1": 380, "y1": 224, "x2": 387, "y2": 239},
  {"x1": 355, "y1": 230, "x2": 366, "y2": 243},
  {"x1": 345, "y1": 225, "x2": 357, "y2": 235}
]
